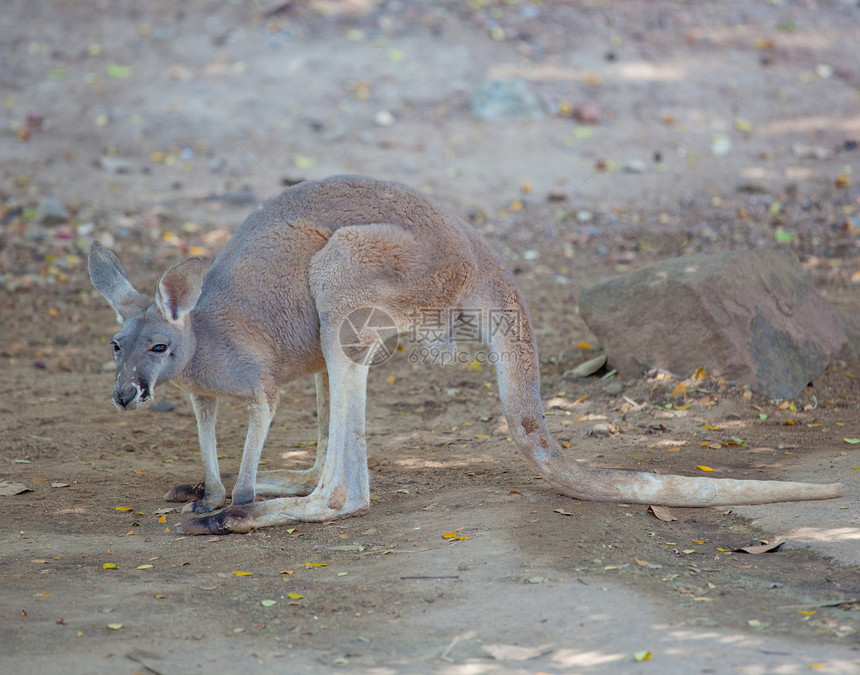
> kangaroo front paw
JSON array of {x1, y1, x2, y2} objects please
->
[
  {"x1": 178, "y1": 504, "x2": 256, "y2": 535},
  {"x1": 164, "y1": 482, "x2": 205, "y2": 503}
]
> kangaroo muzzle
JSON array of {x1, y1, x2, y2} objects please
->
[{"x1": 113, "y1": 379, "x2": 151, "y2": 410}]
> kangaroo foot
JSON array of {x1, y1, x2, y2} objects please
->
[{"x1": 178, "y1": 504, "x2": 256, "y2": 535}]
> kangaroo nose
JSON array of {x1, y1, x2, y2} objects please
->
[{"x1": 115, "y1": 387, "x2": 137, "y2": 409}]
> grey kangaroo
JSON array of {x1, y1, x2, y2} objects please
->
[{"x1": 88, "y1": 175, "x2": 842, "y2": 535}]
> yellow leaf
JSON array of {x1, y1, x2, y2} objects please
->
[
  {"x1": 468, "y1": 360, "x2": 483, "y2": 371},
  {"x1": 692, "y1": 540, "x2": 706, "y2": 545},
  {"x1": 385, "y1": 375, "x2": 396, "y2": 385},
  {"x1": 158, "y1": 515, "x2": 167, "y2": 524},
  {"x1": 474, "y1": 434, "x2": 490, "y2": 439},
  {"x1": 702, "y1": 425, "x2": 722, "y2": 431},
  {"x1": 693, "y1": 367, "x2": 708, "y2": 379},
  {"x1": 455, "y1": 535, "x2": 469, "y2": 540},
  {"x1": 287, "y1": 593, "x2": 304, "y2": 600},
  {"x1": 106, "y1": 623, "x2": 123, "y2": 630},
  {"x1": 809, "y1": 665, "x2": 825, "y2": 670},
  {"x1": 442, "y1": 531, "x2": 458, "y2": 539},
  {"x1": 293, "y1": 154, "x2": 316, "y2": 168},
  {"x1": 102, "y1": 563, "x2": 117, "y2": 570},
  {"x1": 633, "y1": 650, "x2": 652, "y2": 662},
  {"x1": 303, "y1": 562, "x2": 327, "y2": 568},
  {"x1": 281, "y1": 570, "x2": 294, "y2": 575},
  {"x1": 232, "y1": 571, "x2": 253, "y2": 576},
  {"x1": 136, "y1": 564, "x2": 153, "y2": 570},
  {"x1": 578, "y1": 342, "x2": 592, "y2": 349},
  {"x1": 798, "y1": 610, "x2": 816, "y2": 615},
  {"x1": 115, "y1": 506, "x2": 132, "y2": 511},
  {"x1": 672, "y1": 382, "x2": 687, "y2": 398},
  {"x1": 667, "y1": 447, "x2": 681, "y2": 452},
  {"x1": 674, "y1": 404, "x2": 691, "y2": 410},
  {"x1": 697, "y1": 465, "x2": 714, "y2": 472},
  {"x1": 784, "y1": 420, "x2": 796, "y2": 426},
  {"x1": 188, "y1": 246, "x2": 207, "y2": 257}
]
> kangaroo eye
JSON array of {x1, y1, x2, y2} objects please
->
[
  {"x1": 111, "y1": 341, "x2": 121, "y2": 352},
  {"x1": 151, "y1": 344, "x2": 168, "y2": 354}
]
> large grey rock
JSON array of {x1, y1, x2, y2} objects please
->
[{"x1": 578, "y1": 250, "x2": 846, "y2": 399}]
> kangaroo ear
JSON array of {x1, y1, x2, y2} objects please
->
[
  {"x1": 155, "y1": 257, "x2": 204, "y2": 325},
  {"x1": 88, "y1": 242, "x2": 150, "y2": 322}
]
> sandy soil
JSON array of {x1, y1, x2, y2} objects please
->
[{"x1": 1, "y1": 1, "x2": 859, "y2": 673}]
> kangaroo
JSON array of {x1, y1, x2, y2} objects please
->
[{"x1": 88, "y1": 175, "x2": 842, "y2": 535}]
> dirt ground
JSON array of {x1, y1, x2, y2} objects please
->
[{"x1": 2, "y1": 1, "x2": 859, "y2": 673}]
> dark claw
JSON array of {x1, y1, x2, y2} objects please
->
[
  {"x1": 164, "y1": 482, "x2": 205, "y2": 502},
  {"x1": 178, "y1": 504, "x2": 255, "y2": 535}
]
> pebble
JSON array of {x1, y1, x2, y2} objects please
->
[
  {"x1": 623, "y1": 158, "x2": 647, "y2": 174},
  {"x1": 99, "y1": 156, "x2": 133, "y2": 174},
  {"x1": 470, "y1": 79, "x2": 543, "y2": 121},
  {"x1": 373, "y1": 110, "x2": 395, "y2": 127},
  {"x1": 34, "y1": 196, "x2": 70, "y2": 225},
  {"x1": 573, "y1": 102, "x2": 601, "y2": 125},
  {"x1": 604, "y1": 380, "x2": 624, "y2": 395},
  {"x1": 122, "y1": 443, "x2": 135, "y2": 452},
  {"x1": 792, "y1": 144, "x2": 833, "y2": 161}
]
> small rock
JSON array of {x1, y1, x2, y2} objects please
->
[
  {"x1": 603, "y1": 380, "x2": 624, "y2": 396},
  {"x1": 576, "y1": 210, "x2": 594, "y2": 223},
  {"x1": 792, "y1": 144, "x2": 833, "y2": 161},
  {"x1": 522, "y1": 250, "x2": 540, "y2": 261},
  {"x1": 208, "y1": 157, "x2": 227, "y2": 173},
  {"x1": 152, "y1": 400, "x2": 174, "y2": 412},
  {"x1": 373, "y1": 110, "x2": 395, "y2": 127},
  {"x1": 470, "y1": 79, "x2": 543, "y2": 121},
  {"x1": 122, "y1": 443, "x2": 135, "y2": 452},
  {"x1": 99, "y1": 156, "x2": 133, "y2": 174},
  {"x1": 573, "y1": 101, "x2": 601, "y2": 124},
  {"x1": 547, "y1": 186, "x2": 568, "y2": 202},
  {"x1": 711, "y1": 135, "x2": 732, "y2": 157},
  {"x1": 623, "y1": 158, "x2": 647, "y2": 174},
  {"x1": 588, "y1": 422, "x2": 619, "y2": 437},
  {"x1": 34, "y1": 196, "x2": 70, "y2": 225}
]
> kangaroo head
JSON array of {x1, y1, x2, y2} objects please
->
[{"x1": 88, "y1": 242, "x2": 204, "y2": 410}]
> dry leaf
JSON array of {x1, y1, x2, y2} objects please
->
[
  {"x1": 232, "y1": 571, "x2": 253, "y2": 576},
  {"x1": 648, "y1": 505, "x2": 678, "y2": 522},
  {"x1": 0, "y1": 481, "x2": 32, "y2": 496},
  {"x1": 554, "y1": 508, "x2": 573, "y2": 516},
  {"x1": 482, "y1": 643, "x2": 554, "y2": 661},
  {"x1": 736, "y1": 538, "x2": 786, "y2": 554}
]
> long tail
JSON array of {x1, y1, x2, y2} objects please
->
[{"x1": 484, "y1": 280, "x2": 843, "y2": 507}]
